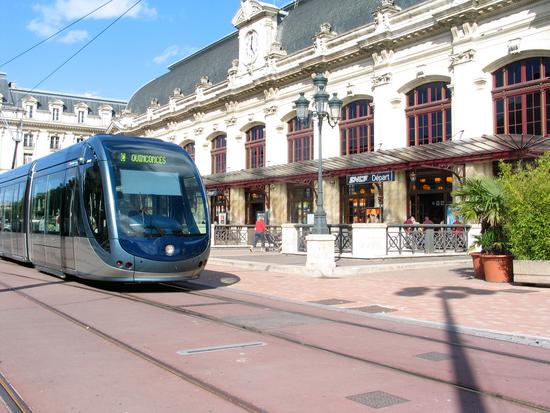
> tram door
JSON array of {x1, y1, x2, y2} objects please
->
[{"x1": 61, "y1": 168, "x2": 77, "y2": 271}]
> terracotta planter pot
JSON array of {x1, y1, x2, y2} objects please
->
[
  {"x1": 470, "y1": 252, "x2": 485, "y2": 280},
  {"x1": 482, "y1": 254, "x2": 513, "y2": 283}
]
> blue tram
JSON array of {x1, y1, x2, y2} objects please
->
[{"x1": 0, "y1": 135, "x2": 210, "y2": 282}]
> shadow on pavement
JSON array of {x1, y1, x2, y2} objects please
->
[{"x1": 396, "y1": 285, "x2": 492, "y2": 412}]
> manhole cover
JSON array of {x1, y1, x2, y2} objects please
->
[{"x1": 347, "y1": 391, "x2": 409, "y2": 408}]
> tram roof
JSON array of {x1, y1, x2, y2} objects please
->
[{"x1": 203, "y1": 134, "x2": 550, "y2": 188}]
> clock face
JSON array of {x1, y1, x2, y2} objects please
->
[{"x1": 245, "y1": 31, "x2": 258, "y2": 62}]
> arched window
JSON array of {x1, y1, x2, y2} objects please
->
[
  {"x1": 406, "y1": 82, "x2": 451, "y2": 146},
  {"x1": 287, "y1": 117, "x2": 313, "y2": 162},
  {"x1": 183, "y1": 142, "x2": 195, "y2": 160},
  {"x1": 340, "y1": 100, "x2": 374, "y2": 155},
  {"x1": 493, "y1": 57, "x2": 550, "y2": 136},
  {"x1": 245, "y1": 125, "x2": 265, "y2": 169},
  {"x1": 211, "y1": 134, "x2": 227, "y2": 174}
]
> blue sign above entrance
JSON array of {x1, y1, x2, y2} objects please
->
[{"x1": 347, "y1": 171, "x2": 395, "y2": 185}]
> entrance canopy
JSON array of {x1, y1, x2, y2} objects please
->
[{"x1": 203, "y1": 134, "x2": 549, "y2": 188}]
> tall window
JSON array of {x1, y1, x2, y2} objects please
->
[
  {"x1": 287, "y1": 117, "x2": 313, "y2": 162},
  {"x1": 52, "y1": 107, "x2": 60, "y2": 121},
  {"x1": 23, "y1": 133, "x2": 34, "y2": 148},
  {"x1": 211, "y1": 135, "x2": 227, "y2": 174},
  {"x1": 23, "y1": 154, "x2": 33, "y2": 164},
  {"x1": 493, "y1": 57, "x2": 550, "y2": 136},
  {"x1": 26, "y1": 105, "x2": 33, "y2": 119},
  {"x1": 340, "y1": 100, "x2": 374, "y2": 155},
  {"x1": 77, "y1": 110, "x2": 85, "y2": 124},
  {"x1": 406, "y1": 82, "x2": 452, "y2": 146},
  {"x1": 183, "y1": 142, "x2": 195, "y2": 160},
  {"x1": 245, "y1": 125, "x2": 265, "y2": 169},
  {"x1": 50, "y1": 135, "x2": 60, "y2": 150}
]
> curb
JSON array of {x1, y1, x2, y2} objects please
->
[{"x1": 207, "y1": 257, "x2": 471, "y2": 276}]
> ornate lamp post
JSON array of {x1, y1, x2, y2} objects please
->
[{"x1": 294, "y1": 73, "x2": 343, "y2": 234}]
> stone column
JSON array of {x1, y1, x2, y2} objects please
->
[
  {"x1": 306, "y1": 234, "x2": 336, "y2": 276},
  {"x1": 382, "y1": 170, "x2": 407, "y2": 224}
]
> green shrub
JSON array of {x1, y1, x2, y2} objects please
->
[{"x1": 499, "y1": 153, "x2": 550, "y2": 260}]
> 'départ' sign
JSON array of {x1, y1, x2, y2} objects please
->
[{"x1": 347, "y1": 171, "x2": 395, "y2": 185}]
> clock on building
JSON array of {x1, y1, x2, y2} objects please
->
[{"x1": 245, "y1": 30, "x2": 259, "y2": 62}]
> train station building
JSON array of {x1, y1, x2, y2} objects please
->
[{"x1": 110, "y1": 0, "x2": 549, "y2": 225}]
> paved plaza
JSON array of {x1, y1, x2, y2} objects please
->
[{"x1": 205, "y1": 248, "x2": 550, "y2": 347}]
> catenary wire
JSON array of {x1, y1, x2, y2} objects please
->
[
  {"x1": 0, "y1": 0, "x2": 115, "y2": 69},
  {"x1": 18, "y1": 0, "x2": 144, "y2": 103}
]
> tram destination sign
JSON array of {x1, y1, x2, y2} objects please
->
[
  {"x1": 119, "y1": 152, "x2": 167, "y2": 165},
  {"x1": 347, "y1": 171, "x2": 395, "y2": 185}
]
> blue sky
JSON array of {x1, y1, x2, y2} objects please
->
[{"x1": 0, "y1": 0, "x2": 288, "y2": 101}]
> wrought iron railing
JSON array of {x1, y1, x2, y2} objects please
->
[
  {"x1": 329, "y1": 224, "x2": 353, "y2": 254},
  {"x1": 296, "y1": 224, "x2": 353, "y2": 254},
  {"x1": 386, "y1": 224, "x2": 470, "y2": 255},
  {"x1": 214, "y1": 225, "x2": 250, "y2": 246}
]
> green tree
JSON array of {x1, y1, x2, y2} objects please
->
[{"x1": 499, "y1": 153, "x2": 550, "y2": 260}]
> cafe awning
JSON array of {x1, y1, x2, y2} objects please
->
[{"x1": 203, "y1": 134, "x2": 549, "y2": 188}]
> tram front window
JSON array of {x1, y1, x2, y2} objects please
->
[{"x1": 105, "y1": 141, "x2": 208, "y2": 259}]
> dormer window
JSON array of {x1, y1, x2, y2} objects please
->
[
  {"x1": 78, "y1": 110, "x2": 85, "y2": 124},
  {"x1": 52, "y1": 107, "x2": 60, "y2": 121},
  {"x1": 26, "y1": 105, "x2": 33, "y2": 118}
]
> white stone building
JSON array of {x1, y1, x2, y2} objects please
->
[
  {"x1": 0, "y1": 73, "x2": 127, "y2": 173},
  {"x1": 113, "y1": 0, "x2": 550, "y2": 226}
]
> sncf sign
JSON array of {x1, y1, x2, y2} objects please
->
[{"x1": 347, "y1": 171, "x2": 395, "y2": 185}]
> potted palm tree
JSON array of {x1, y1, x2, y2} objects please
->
[{"x1": 453, "y1": 176, "x2": 511, "y2": 282}]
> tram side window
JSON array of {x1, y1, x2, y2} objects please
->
[
  {"x1": 31, "y1": 177, "x2": 47, "y2": 233},
  {"x1": 182, "y1": 176, "x2": 207, "y2": 234},
  {"x1": 63, "y1": 169, "x2": 78, "y2": 237},
  {"x1": 3, "y1": 186, "x2": 14, "y2": 232},
  {"x1": 13, "y1": 183, "x2": 25, "y2": 233},
  {"x1": 84, "y1": 163, "x2": 109, "y2": 251},
  {"x1": 46, "y1": 173, "x2": 64, "y2": 235}
]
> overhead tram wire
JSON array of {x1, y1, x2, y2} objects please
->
[
  {"x1": 0, "y1": 0, "x2": 115, "y2": 69},
  {"x1": 17, "y1": 0, "x2": 144, "y2": 104}
]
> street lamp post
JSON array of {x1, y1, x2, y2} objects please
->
[
  {"x1": 294, "y1": 73, "x2": 343, "y2": 234},
  {"x1": 11, "y1": 115, "x2": 23, "y2": 169}
]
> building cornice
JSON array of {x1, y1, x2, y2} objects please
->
[{"x1": 120, "y1": 0, "x2": 541, "y2": 135}]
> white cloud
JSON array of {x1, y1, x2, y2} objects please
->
[
  {"x1": 59, "y1": 29, "x2": 90, "y2": 43},
  {"x1": 153, "y1": 45, "x2": 180, "y2": 65},
  {"x1": 153, "y1": 45, "x2": 199, "y2": 65},
  {"x1": 27, "y1": 0, "x2": 157, "y2": 41}
]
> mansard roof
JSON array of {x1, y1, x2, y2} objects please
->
[
  {"x1": 127, "y1": 0, "x2": 426, "y2": 114},
  {"x1": 0, "y1": 73, "x2": 126, "y2": 116}
]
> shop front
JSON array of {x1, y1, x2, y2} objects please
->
[
  {"x1": 408, "y1": 170, "x2": 454, "y2": 224},
  {"x1": 343, "y1": 171, "x2": 393, "y2": 223},
  {"x1": 245, "y1": 188, "x2": 266, "y2": 224},
  {"x1": 208, "y1": 189, "x2": 229, "y2": 225},
  {"x1": 287, "y1": 183, "x2": 314, "y2": 224}
]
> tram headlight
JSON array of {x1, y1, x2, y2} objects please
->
[{"x1": 165, "y1": 244, "x2": 175, "y2": 256}]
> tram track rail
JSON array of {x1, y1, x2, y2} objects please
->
[
  {"x1": 0, "y1": 373, "x2": 32, "y2": 413},
  {"x1": 2, "y1": 270, "x2": 550, "y2": 412},
  {"x1": 0, "y1": 278, "x2": 266, "y2": 413}
]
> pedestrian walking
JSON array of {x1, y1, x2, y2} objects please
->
[{"x1": 250, "y1": 216, "x2": 266, "y2": 252}]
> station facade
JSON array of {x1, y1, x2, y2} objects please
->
[
  {"x1": 0, "y1": 73, "x2": 127, "y2": 173},
  {"x1": 115, "y1": 0, "x2": 550, "y2": 226}
]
